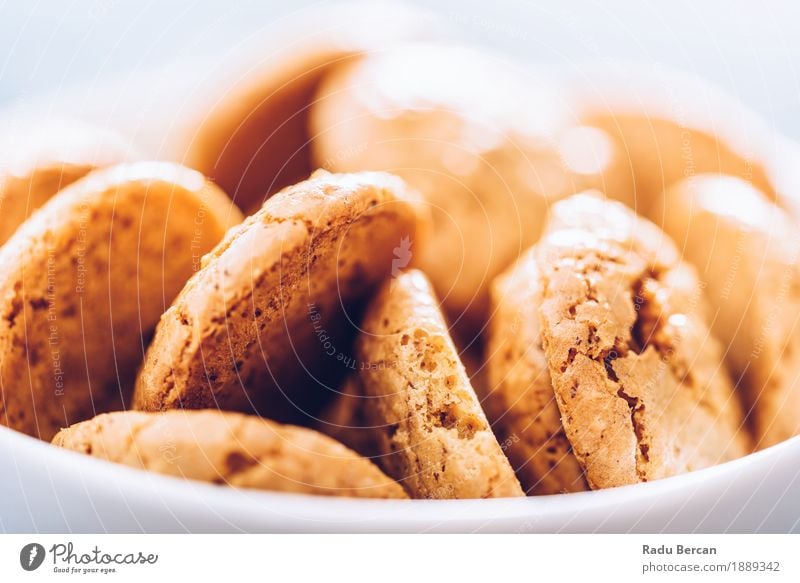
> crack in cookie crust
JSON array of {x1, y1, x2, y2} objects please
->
[{"x1": 485, "y1": 254, "x2": 589, "y2": 494}]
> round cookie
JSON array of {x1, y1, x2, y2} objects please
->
[
  {"x1": 661, "y1": 175, "x2": 800, "y2": 447},
  {"x1": 310, "y1": 43, "x2": 635, "y2": 335},
  {"x1": 0, "y1": 162, "x2": 242, "y2": 440},
  {"x1": 484, "y1": 259, "x2": 589, "y2": 495},
  {"x1": 134, "y1": 170, "x2": 429, "y2": 423},
  {"x1": 535, "y1": 192, "x2": 750, "y2": 489},
  {"x1": 0, "y1": 116, "x2": 137, "y2": 244},
  {"x1": 353, "y1": 269, "x2": 523, "y2": 499},
  {"x1": 177, "y1": 3, "x2": 434, "y2": 214},
  {"x1": 568, "y1": 67, "x2": 780, "y2": 223},
  {"x1": 53, "y1": 410, "x2": 407, "y2": 499}
]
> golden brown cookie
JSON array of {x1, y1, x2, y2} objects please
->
[
  {"x1": 661, "y1": 175, "x2": 800, "y2": 447},
  {"x1": 53, "y1": 410, "x2": 407, "y2": 499},
  {"x1": 177, "y1": 4, "x2": 433, "y2": 214},
  {"x1": 535, "y1": 192, "x2": 750, "y2": 489},
  {"x1": 0, "y1": 117, "x2": 137, "y2": 244},
  {"x1": 134, "y1": 170, "x2": 429, "y2": 424},
  {"x1": 584, "y1": 114, "x2": 776, "y2": 220},
  {"x1": 484, "y1": 259, "x2": 589, "y2": 495},
  {"x1": 353, "y1": 269, "x2": 523, "y2": 499},
  {"x1": 0, "y1": 162, "x2": 242, "y2": 440},
  {"x1": 310, "y1": 43, "x2": 634, "y2": 335},
  {"x1": 569, "y1": 69, "x2": 779, "y2": 223}
]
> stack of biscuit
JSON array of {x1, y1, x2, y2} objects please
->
[{"x1": 1, "y1": 39, "x2": 798, "y2": 500}]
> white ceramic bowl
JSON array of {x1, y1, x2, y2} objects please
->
[{"x1": 1, "y1": 426, "x2": 798, "y2": 533}]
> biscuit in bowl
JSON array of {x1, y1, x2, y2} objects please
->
[
  {"x1": 134, "y1": 170, "x2": 430, "y2": 423},
  {"x1": 345, "y1": 269, "x2": 523, "y2": 499},
  {"x1": 569, "y1": 68, "x2": 780, "y2": 222},
  {"x1": 661, "y1": 174, "x2": 800, "y2": 447},
  {"x1": 531, "y1": 192, "x2": 750, "y2": 489},
  {"x1": 53, "y1": 410, "x2": 407, "y2": 499},
  {"x1": 0, "y1": 162, "x2": 242, "y2": 440},
  {"x1": 310, "y1": 43, "x2": 634, "y2": 335},
  {"x1": 176, "y1": 2, "x2": 434, "y2": 214}
]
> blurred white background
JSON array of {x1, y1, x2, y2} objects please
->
[{"x1": 1, "y1": 0, "x2": 799, "y2": 137}]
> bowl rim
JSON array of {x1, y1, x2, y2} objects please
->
[{"x1": 4, "y1": 423, "x2": 798, "y2": 528}]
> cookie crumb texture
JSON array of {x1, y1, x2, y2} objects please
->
[
  {"x1": 0, "y1": 162, "x2": 241, "y2": 440},
  {"x1": 53, "y1": 410, "x2": 407, "y2": 499},
  {"x1": 537, "y1": 193, "x2": 750, "y2": 489},
  {"x1": 355, "y1": 270, "x2": 523, "y2": 499},
  {"x1": 134, "y1": 170, "x2": 428, "y2": 423}
]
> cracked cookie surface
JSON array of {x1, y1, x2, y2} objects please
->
[
  {"x1": 354, "y1": 269, "x2": 523, "y2": 499},
  {"x1": 53, "y1": 410, "x2": 407, "y2": 499},
  {"x1": 536, "y1": 192, "x2": 750, "y2": 489},
  {"x1": 134, "y1": 170, "x2": 428, "y2": 423}
]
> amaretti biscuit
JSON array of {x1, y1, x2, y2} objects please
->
[
  {"x1": 584, "y1": 114, "x2": 776, "y2": 222},
  {"x1": 181, "y1": 46, "x2": 348, "y2": 215},
  {"x1": 484, "y1": 260, "x2": 589, "y2": 494},
  {"x1": 177, "y1": 3, "x2": 433, "y2": 214},
  {"x1": 535, "y1": 193, "x2": 750, "y2": 489},
  {"x1": 53, "y1": 410, "x2": 407, "y2": 499},
  {"x1": 310, "y1": 43, "x2": 634, "y2": 333},
  {"x1": 569, "y1": 68, "x2": 779, "y2": 222},
  {"x1": 661, "y1": 175, "x2": 800, "y2": 447},
  {"x1": 0, "y1": 117, "x2": 137, "y2": 244},
  {"x1": 134, "y1": 170, "x2": 429, "y2": 423},
  {"x1": 353, "y1": 269, "x2": 523, "y2": 499},
  {"x1": 0, "y1": 162, "x2": 242, "y2": 440}
]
